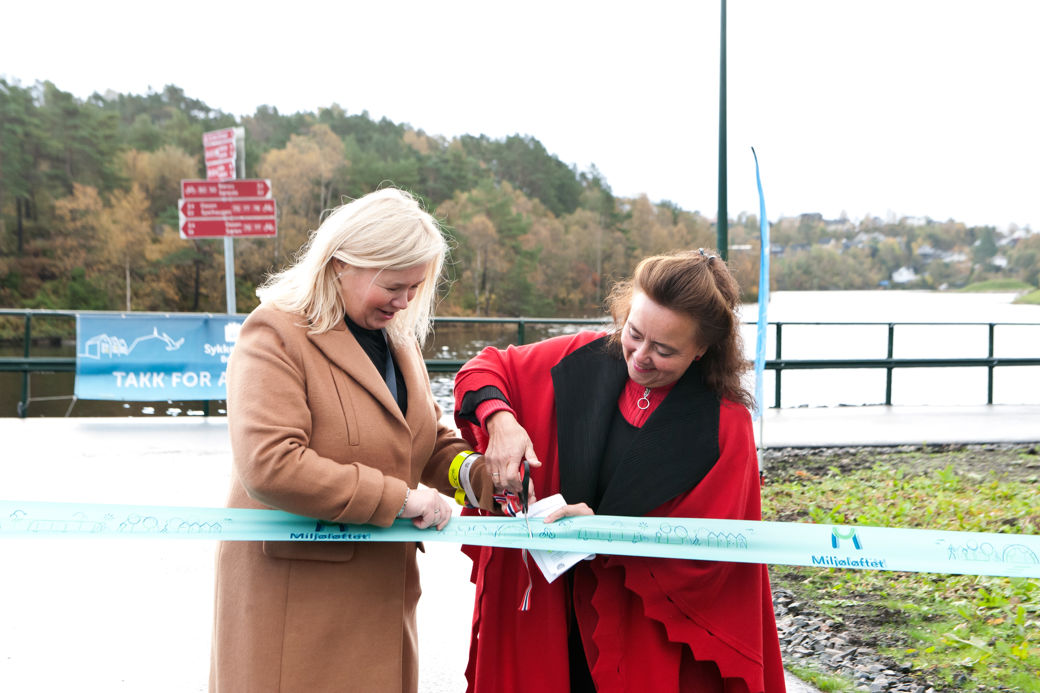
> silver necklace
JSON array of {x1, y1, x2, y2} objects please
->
[{"x1": 636, "y1": 386, "x2": 651, "y2": 410}]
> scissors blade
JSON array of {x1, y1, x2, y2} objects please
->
[{"x1": 520, "y1": 459, "x2": 532, "y2": 537}]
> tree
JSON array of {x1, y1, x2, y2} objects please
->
[
  {"x1": 459, "y1": 213, "x2": 500, "y2": 314},
  {"x1": 1009, "y1": 234, "x2": 1040, "y2": 287},
  {"x1": 37, "y1": 82, "x2": 120, "y2": 196},
  {"x1": 871, "y1": 237, "x2": 908, "y2": 278},
  {"x1": 258, "y1": 125, "x2": 348, "y2": 265},
  {"x1": 51, "y1": 183, "x2": 155, "y2": 310},
  {"x1": 775, "y1": 246, "x2": 880, "y2": 290},
  {"x1": 437, "y1": 181, "x2": 537, "y2": 315},
  {"x1": 121, "y1": 145, "x2": 199, "y2": 223},
  {"x1": 562, "y1": 208, "x2": 610, "y2": 311},
  {"x1": 419, "y1": 139, "x2": 478, "y2": 205},
  {"x1": 0, "y1": 81, "x2": 39, "y2": 251},
  {"x1": 51, "y1": 183, "x2": 106, "y2": 279},
  {"x1": 971, "y1": 226, "x2": 999, "y2": 265},
  {"x1": 460, "y1": 134, "x2": 582, "y2": 217},
  {"x1": 101, "y1": 184, "x2": 152, "y2": 310}
]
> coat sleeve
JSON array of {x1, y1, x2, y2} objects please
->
[
  {"x1": 452, "y1": 331, "x2": 605, "y2": 453},
  {"x1": 413, "y1": 341, "x2": 499, "y2": 512},
  {"x1": 227, "y1": 309, "x2": 408, "y2": 527}
]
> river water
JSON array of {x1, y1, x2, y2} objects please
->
[
  {"x1": 737, "y1": 290, "x2": 1040, "y2": 407},
  {"x1": 3, "y1": 290, "x2": 1039, "y2": 417}
]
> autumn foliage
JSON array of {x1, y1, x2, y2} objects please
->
[{"x1": 2, "y1": 80, "x2": 1034, "y2": 317}]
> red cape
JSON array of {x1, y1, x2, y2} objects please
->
[{"x1": 454, "y1": 332, "x2": 786, "y2": 693}]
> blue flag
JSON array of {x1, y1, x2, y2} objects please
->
[{"x1": 752, "y1": 148, "x2": 769, "y2": 420}]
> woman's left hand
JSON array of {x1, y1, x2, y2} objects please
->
[
  {"x1": 543, "y1": 502, "x2": 594, "y2": 523},
  {"x1": 400, "y1": 487, "x2": 453, "y2": 530}
]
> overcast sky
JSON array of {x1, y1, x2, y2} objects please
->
[{"x1": 3, "y1": 0, "x2": 1038, "y2": 230}]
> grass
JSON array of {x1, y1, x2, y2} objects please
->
[
  {"x1": 958, "y1": 279, "x2": 1036, "y2": 293},
  {"x1": 762, "y1": 454, "x2": 1040, "y2": 692},
  {"x1": 785, "y1": 663, "x2": 851, "y2": 691},
  {"x1": 1013, "y1": 289, "x2": 1040, "y2": 305}
]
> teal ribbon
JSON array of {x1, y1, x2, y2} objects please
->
[{"x1": 2, "y1": 500, "x2": 1038, "y2": 578}]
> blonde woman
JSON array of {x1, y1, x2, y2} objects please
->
[{"x1": 210, "y1": 188, "x2": 496, "y2": 692}]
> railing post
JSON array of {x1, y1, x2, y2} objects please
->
[
  {"x1": 517, "y1": 319, "x2": 526, "y2": 346},
  {"x1": 18, "y1": 313, "x2": 31, "y2": 418},
  {"x1": 885, "y1": 323, "x2": 895, "y2": 406},
  {"x1": 773, "y1": 322, "x2": 782, "y2": 408},
  {"x1": 987, "y1": 323, "x2": 995, "y2": 405}
]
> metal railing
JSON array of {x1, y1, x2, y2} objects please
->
[
  {"x1": 2, "y1": 309, "x2": 1039, "y2": 417},
  {"x1": 765, "y1": 321, "x2": 1040, "y2": 409}
]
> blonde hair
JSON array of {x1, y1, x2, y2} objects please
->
[{"x1": 257, "y1": 188, "x2": 447, "y2": 345}]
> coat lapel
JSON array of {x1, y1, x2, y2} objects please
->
[
  {"x1": 309, "y1": 323, "x2": 405, "y2": 425},
  {"x1": 390, "y1": 337, "x2": 431, "y2": 432},
  {"x1": 551, "y1": 336, "x2": 627, "y2": 507},
  {"x1": 550, "y1": 335, "x2": 722, "y2": 516}
]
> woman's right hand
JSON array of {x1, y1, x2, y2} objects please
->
[
  {"x1": 484, "y1": 410, "x2": 541, "y2": 494},
  {"x1": 399, "y1": 487, "x2": 452, "y2": 530},
  {"x1": 543, "y1": 502, "x2": 593, "y2": 523}
]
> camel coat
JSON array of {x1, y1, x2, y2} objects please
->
[{"x1": 210, "y1": 305, "x2": 490, "y2": 693}]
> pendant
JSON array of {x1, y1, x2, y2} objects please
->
[{"x1": 636, "y1": 387, "x2": 651, "y2": 410}]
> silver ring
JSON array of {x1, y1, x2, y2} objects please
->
[
  {"x1": 434, "y1": 508, "x2": 440, "y2": 514},
  {"x1": 492, "y1": 472, "x2": 500, "y2": 477}
]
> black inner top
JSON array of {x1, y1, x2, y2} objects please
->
[{"x1": 344, "y1": 314, "x2": 407, "y2": 415}]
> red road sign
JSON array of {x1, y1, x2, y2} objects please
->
[
  {"x1": 181, "y1": 179, "x2": 272, "y2": 199},
  {"x1": 180, "y1": 198, "x2": 276, "y2": 218},
  {"x1": 179, "y1": 217, "x2": 277, "y2": 239},
  {"x1": 203, "y1": 128, "x2": 236, "y2": 146},
  {"x1": 204, "y1": 142, "x2": 235, "y2": 163},
  {"x1": 205, "y1": 161, "x2": 236, "y2": 181}
]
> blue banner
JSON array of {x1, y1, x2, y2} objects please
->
[
  {"x1": 75, "y1": 313, "x2": 242, "y2": 401},
  {"x1": 752, "y1": 148, "x2": 770, "y2": 420}
]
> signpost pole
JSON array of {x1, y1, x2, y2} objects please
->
[
  {"x1": 223, "y1": 240, "x2": 236, "y2": 314},
  {"x1": 222, "y1": 127, "x2": 245, "y2": 315},
  {"x1": 190, "y1": 128, "x2": 274, "y2": 316}
]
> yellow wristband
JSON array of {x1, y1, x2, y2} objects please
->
[
  {"x1": 449, "y1": 450, "x2": 475, "y2": 491},
  {"x1": 454, "y1": 489, "x2": 468, "y2": 506}
]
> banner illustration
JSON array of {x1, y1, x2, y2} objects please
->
[{"x1": 75, "y1": 314, "x2": 242, "y2": 400}]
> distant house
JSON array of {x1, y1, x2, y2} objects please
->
[
  {"x1": 916, "y1": 244, "x2": 941, "y2": 260},
  {"x1": 917, "y1": 244, "x2": 969, "y2": 264},
  {"x1": 851, "y1": 231, "x2": 886, "y2": 248},
  {"x1": 892, "y1": 266, "x2": 919, "y2": 284},
  {"x1": 824, "y1": 218, "x2": 856, "y2": 234}
]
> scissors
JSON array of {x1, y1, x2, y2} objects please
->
[{"x1": 519, "y1": 459, "x2": 532, "y2": 537}]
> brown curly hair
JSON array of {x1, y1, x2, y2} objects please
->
[{"x1": 605, "y1": 249, "x2": 753, "y2": 409}]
